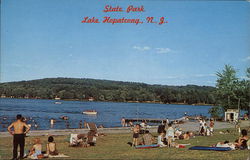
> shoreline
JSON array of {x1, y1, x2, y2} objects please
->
[
  {"x1": 0, "y1": 121, "x2": 243, "y2": 138},
  {"x1": 0, "y1": 97, "x2": 213, "y2": 106}
]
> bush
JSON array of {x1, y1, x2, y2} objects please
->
[{"x1": 209, "y1": 106, "x2": 224, "y2": 120}]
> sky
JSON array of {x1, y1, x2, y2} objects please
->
[{"x1": 1, "y1": 0, "x2": 250, "y2": 86}]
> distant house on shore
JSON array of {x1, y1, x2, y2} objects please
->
[{"x1": 224, "y1": 109, "x2": 239, "y2": 122}]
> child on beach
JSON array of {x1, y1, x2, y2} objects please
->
[
  {"x1": 29, "y1": 138, "x2": 43, "y2": 159},
  {"x1": 209, "y1": 119, "x2": 214, "y2": 135}
]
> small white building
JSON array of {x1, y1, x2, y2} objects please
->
[{"x1": 224, "y1": 109, "x2": 239, "y2": 122}]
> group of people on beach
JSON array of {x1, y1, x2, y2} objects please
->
[
  {"x1": 214, "y1": 129, "x2": 249, "y2": 150},
  {"x1": 199, "y1": 119, "x2": 214, "y2": 136},
  {"x1": 50, "y1": 118, "x2": 104, "y2": 129},
  {"x1": 27, "y1": 136, "x2": 59, "y2": 159},
  {"x1": 130, "y1": 117, "x2": 250, "y2": 151},
  {"x1": 6, "y1": 113, "x2": 250, "y2": 159},
  {"x1": 69, "y1": 130, "x2": 100, "y2": 147},
  {"x1": 7, "y1": 114, "x2": 60, "y2": 160},
  {"x1": 130, "y1": 120, "x2": 194, "y2": 148}
]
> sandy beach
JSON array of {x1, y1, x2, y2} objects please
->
[{"x1": 1, "y1": 121, "x2": 248, "y2": 138}]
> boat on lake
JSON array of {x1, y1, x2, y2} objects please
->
[
  {"x1": 54, "y1": 102, "x2": 62, "y2": 104},
  {"x1": 82, "y1": 110, "x2": 97, "y2": 115}
]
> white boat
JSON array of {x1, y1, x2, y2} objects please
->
[
  {"x1": 82, "y1": 110, "x2": 97, "y2": 115},
  {"x1": 55, "y1": 102, "x2": 62, "y2": 104}
]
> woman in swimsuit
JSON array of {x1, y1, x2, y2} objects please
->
[
  {"x1": 235, "y1": 129, "x2": 249, "y2": 149},
  {"x1": 46, "y1": 136, "x2": 59, "y2": 156}
]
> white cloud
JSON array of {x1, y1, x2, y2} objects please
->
[
  {"x1": 206, "y1": 81, "x2": 216, "y2": 84},
  {"x1": 133, "y1": 46, "x2": 151, "y2": 51},
  {"x1": 156, "y1": 48, "x2": 171, "y2": 54},
  {"x1": 242, "y1": 56, "x2": 250, "y2": 61},
  {"x1": 165, "y1": 75, "x2": 183, "y2": 79},
  {"x1": 133, "y1": 46, "x2": 174, "y2": 54},
  {"x1": 193, "y1": 74, "x2": 216, "y2": 78},
  {"x1": 240, "y1": 76, "x2": 250, "y2": 80}
]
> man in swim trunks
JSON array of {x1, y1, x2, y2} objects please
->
[
  {"x1": 132, "y1": 124, "x2": 140, "y2": 146},
  {"x1": 8, "y1": 114, "x2": 30, "y2": 160}
]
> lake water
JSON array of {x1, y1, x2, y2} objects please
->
[{"x1": 0, "y1": 98, "x2": 212, "y2": 131}]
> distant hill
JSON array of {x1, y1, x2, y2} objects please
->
[{"x1": 0, "y1": 78, "x2": 216, "y2": 104}]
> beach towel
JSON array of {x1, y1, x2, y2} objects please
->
[
  {"x1": 189, "y1": 146, "x2": 231, "y2": 151},
  {"x1": 48, "y1": 153, "x2": 69, "y2": 158},
  {"x1": 176, "y1": 143, "x2": 191, "y2": 148}
]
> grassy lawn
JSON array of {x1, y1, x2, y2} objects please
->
[{"x1": 0, "y1": 128, "x2": 249, "y2": 160}]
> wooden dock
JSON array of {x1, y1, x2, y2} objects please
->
[
  {"x1": 125, "y1": 118, "x2": 169, "y2": 123},
  {"x1": 125, "y1": 116, "x2": 187, "y2": 124}
]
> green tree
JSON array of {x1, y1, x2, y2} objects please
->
[
  {"x1": 208, "y1": 106, "x2": 224, "y2": 120},
  {"x1": 245, "y1": 67, "x2": 250, "y2": 117},
  {"x1": 215, "y1": 65, "x2": 238, "y2": 110}
]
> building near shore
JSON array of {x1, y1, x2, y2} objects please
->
[{"x1": 224, "y1": 109, "x2": 239, "y2": 122}]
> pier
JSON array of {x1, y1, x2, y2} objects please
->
[
  {"x1": 124, "y1": 117, "x2": 188, "y2": 124},
  {"x1": 125, "y1": 118, "x2": 168, "y2": 123}
]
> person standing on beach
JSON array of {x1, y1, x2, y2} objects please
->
[
  {"x1": 8, "y1": 114, "x2": 30, "y2": 160},
  {"x1": 166, "y1": 124, "x2": 175, "y2": 147},
  {"x1": 132, "y1": 124, "x2": 140, "y2": 146},
  {"x1": 79, "y1": 120, "x2": 83, "y2": 129},
  {"x1": 209, "y1": 119, "x2": 214, "y2": 135}
]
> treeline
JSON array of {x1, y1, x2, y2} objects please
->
[{"x1": 0, "y1": 78, "x2": 216, "y2": 105}]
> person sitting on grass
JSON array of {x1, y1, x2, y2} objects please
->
[
  {"x1": 158, "y1": 132, "x2": 167, "y2": 147},
  {"x1": 182, "y1": 132, "x2": 191, "y2": 140},
  {"x1": 235, "y1": 129, "x2": 249, "y2": 149},
  {"x1": 46, "y1": 136, "x2": 59, "y2": 156},
  {"x1": 87, "y1": 130, "x2": 98, "y2": 146},
  {"x1": 29, "y1": 138, "x2": 43, "y2": 159},
  {"x1": 142, "y1": 130, "x2": 154, "y2": 145},
  {"x1": 174, "y1": 127, "x2": 182, "y2": 139}
]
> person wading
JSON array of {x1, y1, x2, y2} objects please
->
[{"x1": 8, "y1": 114, "x2": 30, "y2": 160}]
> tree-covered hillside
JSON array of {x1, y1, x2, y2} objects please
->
[{"x1": 0, "y1": 78, "x2": 216, "y2": 105}]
